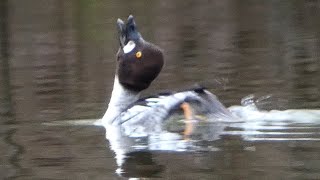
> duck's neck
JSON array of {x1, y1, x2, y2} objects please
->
[{"x1": 102, "y1": 76, "x2": 140, "y2": 124}]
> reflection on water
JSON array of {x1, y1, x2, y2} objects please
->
[
  {"x1": 103, "y1": 98, "x2": 320, "y2": 178},
  {"x1": 1, "y1": 0, "x2": 320, "y2": 179}
]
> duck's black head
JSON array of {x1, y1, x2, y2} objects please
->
[{"x1": 116, "y1": 15, "x2": 164, "y2": 92}]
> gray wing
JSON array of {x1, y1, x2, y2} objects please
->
[{"x1": 111, "y1": 89, "x2": 235, "y2": 137}]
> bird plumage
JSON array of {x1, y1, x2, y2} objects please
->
[{"x1": 102, "y1": 15, "x2": 235, "y2": 139}]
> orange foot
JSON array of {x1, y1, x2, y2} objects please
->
[{"x1": 180, "y1": 102, "x2": 194, "y2": 140}]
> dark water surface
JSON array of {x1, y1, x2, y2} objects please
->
[{"x1": 1, "y1": 1, "x2": 320, "y2": 179}]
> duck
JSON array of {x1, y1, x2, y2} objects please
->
[{"x1": 102, "y1": 15, "x2": 234, "y2": 139}]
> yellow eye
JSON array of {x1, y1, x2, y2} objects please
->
[{"x1": 136, "y1": 51, "x2": 142, "y2": 58}]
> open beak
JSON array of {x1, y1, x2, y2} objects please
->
[
  {"x1": 117, "y1": 18, "x2": 126, "y2": 48},
  {"x1": 116, "y1": 15, "x2": 142, "y2": 48}
]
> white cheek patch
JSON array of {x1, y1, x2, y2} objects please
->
[{"x1": 123, "y1": 41, "x2": 136, "y2": 54}]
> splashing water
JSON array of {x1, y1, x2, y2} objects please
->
[{"x1": 227, "y1": 94, "x2": 320, "y2": 141}]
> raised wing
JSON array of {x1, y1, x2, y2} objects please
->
[{"x1": 111, "y1": 88, "x2": 235, "y2": 137}]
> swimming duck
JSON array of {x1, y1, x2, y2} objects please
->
[{"x1": 102, "y1": 15, "x2": 234, "y2": 138}]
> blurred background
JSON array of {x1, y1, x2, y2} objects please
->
[
  {"x1": 1, "y1": 0, "x2": 319, "y2": 123},
  {"x1": 0, "y1": 0, "x2": 320, "y2": 179}
]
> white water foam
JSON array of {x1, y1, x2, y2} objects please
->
[{"x1": 226, "y1": 95, "x2": 320, "y2": 141}]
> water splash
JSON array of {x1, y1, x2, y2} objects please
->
[
  {"x1": 42, "y1": 119, "x2": 99, "y2": 126},
  {"x1": 227, "y1": 94, "x2": 320, "y2": 141}
]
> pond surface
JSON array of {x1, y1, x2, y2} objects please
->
[{"x1": 0, "y1": 0, "x2": 320, "y2": 179}]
